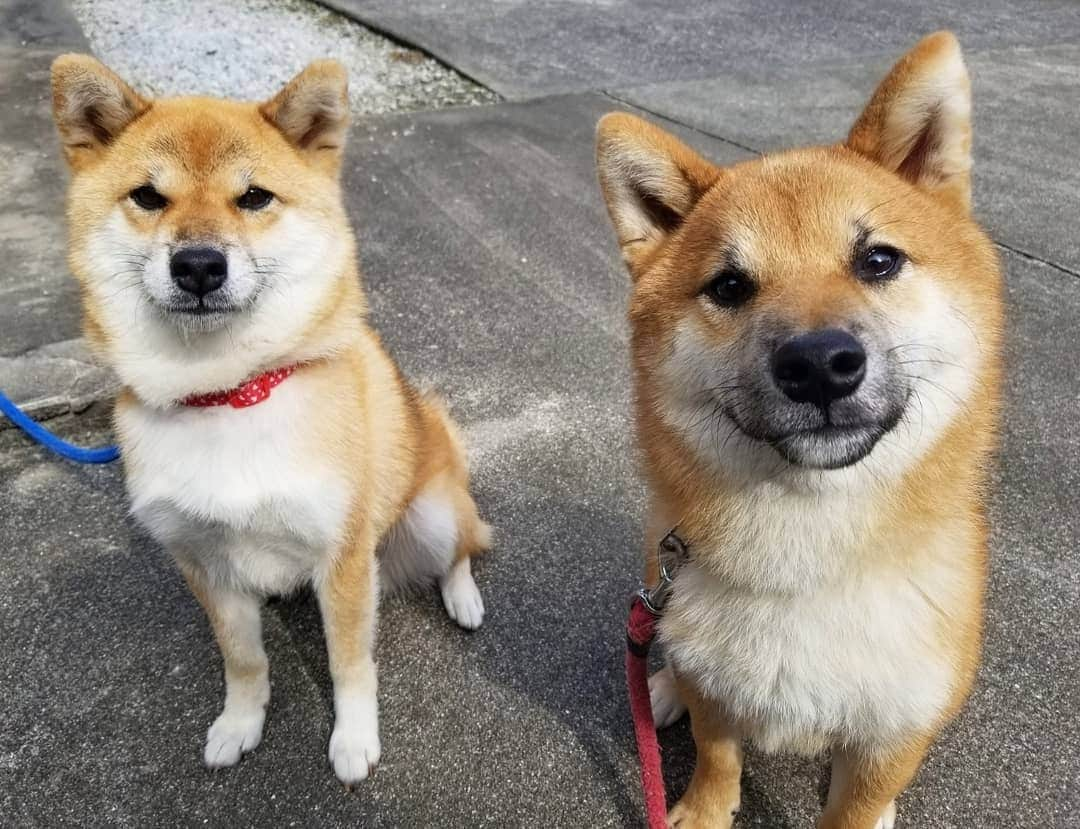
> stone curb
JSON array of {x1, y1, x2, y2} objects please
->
[{"x1": 0, "y1": 338, "x2": 118, "y2": 428}]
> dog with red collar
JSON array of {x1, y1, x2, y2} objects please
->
[{"x1": 51, "y1": 55, "x2": 492, "y2": 783}]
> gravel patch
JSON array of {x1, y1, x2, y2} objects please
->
[{"x1": 68, "y1": 0, "x2": 497, "y2": 114}]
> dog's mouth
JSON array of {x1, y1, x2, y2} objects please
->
[
  {"x1": 726, "y1": 405, "x2": 903, "y2": 470},
  {"x1": 767, "y1": 422, "x2": 888, "y2": 469},
  {"x1": 156, "y1": 297, "x2": 246, "y2": 330},
  {"x1": 173, "y1": 303, "x2": 228, "y2": 316}
]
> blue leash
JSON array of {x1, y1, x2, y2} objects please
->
[{"x1": 0, "y1": 389, "x2": 119, "y2": 464}]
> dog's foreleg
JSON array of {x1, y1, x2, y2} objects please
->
[
  {"x1": 668, "y1": 675, "x2": 743, "y2": 828},
  {"x1": 317, "y1": 533, "x2": 381, "y2": 785},
  {"x1": 179, "y1": 560, "x2": 270, "y2": 769},
  {"x1": 819, "y1": 742, "x2": 929, "y2": 829}
]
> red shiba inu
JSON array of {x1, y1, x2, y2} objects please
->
[
  {"x1": 51, "y1": 56, "x2": 491, "y2": 783},
  {"x1": 596, "y1": 32, "x2": 1001, "y2": 828}
]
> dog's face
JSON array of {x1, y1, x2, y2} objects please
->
[
  {"x1": 51, "y1": 56, "x2": 352, "y2": 361},
  {"x1": 598, "y1": 33, "x2": 1000, "y2": 477}
]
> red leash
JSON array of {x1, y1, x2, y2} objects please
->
[
  {"x1": 627, "y1": 596, "x2": 667, "y2": 829},
  {"x1": 625, "y1": 529, "x2": 689, "y2": 829}
]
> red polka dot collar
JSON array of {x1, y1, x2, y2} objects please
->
[{"x1": 182, "y1": 365, "x2": 298, "y2": 409}]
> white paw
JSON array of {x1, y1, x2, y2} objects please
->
[
  {"x1": 440, "y1": 558, "x2": 484, "y2": 630},
  {"x1": 649, "y1": 665, "x2": 687, "y2": 729},
  {"x1": 329, "y1": 713, "x2": 382, "y2": 785},
  {"x1": 873, "y1": 800, "x2": 897, "y2": 829},
  {"x1": 204, "y1": 707, "x2": 265, "y2": 768}
]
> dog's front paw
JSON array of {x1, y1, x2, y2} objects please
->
[
  {"x1": 204, "y1": 707, "x2": 265, "y2": 768},
  {"x1": 440, "y1": 558, "x2": 484, "y2": 630},
  {"x1": 329, "y1": 715, "x2": 382, "y2": 785},
  {"x1": 873, "y1": 800, "x2": 897, "y2": 829},
  {"x1": 667, "y1": 778, "x2": 740, "y2": 829},
  {"x1": 667, "y1": 799, "x2": 736, "y2": 829},
  {"x1": 649, "y1": 665, "x2": 688, "y2": 728}
]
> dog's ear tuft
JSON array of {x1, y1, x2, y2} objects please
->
[
  {"x1": 51, "y1": 54, "x2": 149, "y2": 169},
  {"x1": 596, "y1": 113, "x2": 719, "y2": 277},
  {"x1": 847, "y1": 32, "x2": 973, "y2": 211},
  {"x1": 261, "y1": 61, "x2": 349, "y2": 165}
]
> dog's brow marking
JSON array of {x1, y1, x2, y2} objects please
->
[
  {"x1": 852, "y1": 196, "x2": 905, "y2": 238},
  {"x1": 718, "y1": 244, "x2": 750, "y2": 274},
  {"x1": 850, "y1": 224, "x2": 873, "y2": 263},
  {"x1": 195, "y1": 138, "x2": 248, "y2": 173},
  {"x1": 149, "y1": 134, "x2": 177, "y2": 154},
  {"x1": 150, "y1": 130, "x2": 248, "y2": 175}
]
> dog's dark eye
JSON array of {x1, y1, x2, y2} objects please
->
[
  {"x1": 856, "y1": 246, "x2": 904, "y2": 282},
  {"x1": 130, "y1": 185, "x2": 167, "y2": 211},
  {"x1": 237, "y1": 187, "x2": 274, "y2": 211},
  {"x1": 705, "y1": 269, "x2": 756, "y2": 309}
]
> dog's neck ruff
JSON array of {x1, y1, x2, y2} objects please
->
[{"x1": 182, "y1": 365, "x2": 297, "y2": 409}]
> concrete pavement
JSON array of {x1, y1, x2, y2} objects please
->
[
  {"x1": 320, "y1": 0, "x2": 1080, "y2": 100},
  {"x1": 0, "y1": 0, "x2": 86, "y2": 358},
  {"x1": 2, "y1": 1, "x2": 1078, "y2": 826}
]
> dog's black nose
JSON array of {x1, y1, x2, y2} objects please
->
[
  {"x1": 772, "y1": 329, "x2": 866, "y2": 407},
  {"x1": 170, "y1": 247, "x2": 227, "y2": 297}
]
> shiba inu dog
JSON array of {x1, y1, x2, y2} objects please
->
[
  {"x1": 51, "y1": 55, "x2": 491, "y2": 783},
  {"x1": 596, "y1": 32, "x2": 1001, "y2": 828}
]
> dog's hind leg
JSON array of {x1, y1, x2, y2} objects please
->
[
  {"x1": 438, "y1": 478, "x2": 491, "y2": 630},
  {"x1": 380, "y1": 473, "x2": 491, "y2": 630},
  {"x1": 380, "y1": 393, "x2": 491, "y2": 630},
  {"x1": 179, "y1": 560, "x2": 270, "y2": 769}
]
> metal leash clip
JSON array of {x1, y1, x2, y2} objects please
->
[{"x1": 637, "y1": 528, "x2": 689, "y2": 616}]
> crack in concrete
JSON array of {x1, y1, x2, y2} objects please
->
[
  {"x1": 601, "y1": 90, "x2": 762, "y2": 156},
  {"x1": 993, "y1": 240, "x2": 1080, "y2": 279}
]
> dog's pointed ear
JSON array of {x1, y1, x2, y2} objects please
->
[
  {"x1": 51, "y1": 54, "x2": 149, "y2": 169},
  {"x1": 596, "y1": 113, "x2": 720, "y2": 277},
  {"x1": 260, "y1": 60, "x2": 349, "y2": 170},
  {"x1": 847, "y1": 31, "x2": 973, "y2": 211}
]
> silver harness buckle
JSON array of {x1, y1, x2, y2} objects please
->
[{"x1": 637, "y1": 529, "x2": 689, "y2": 616}]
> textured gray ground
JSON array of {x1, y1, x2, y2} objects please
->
[
  {"x1": 321, "y1": 0, "x2": 1080, "y2": 100},
  {"x1": 2, "y1": 0, "x2": 1078, "y2": 826},
  {"x1": 0, "y1": 1, "x2": 87, "y2": 358},
  {"x1": 69, "y1": 0, "x2": 496, "y2": 114}
]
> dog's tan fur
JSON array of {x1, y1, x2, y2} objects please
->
[
  {"x1": 52, "y1": 55, "x2": 490, "y2": 782},
  {"x1": 597, "y1": 33, "x2": 1001, "y2": 827}
]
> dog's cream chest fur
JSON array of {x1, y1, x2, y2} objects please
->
[
  {"x1": 659, "y1": 495, "x2": 965, "y2": 757},
  {"x1": 118, "y1": 380, "x2": 352, "y2": 594}
]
